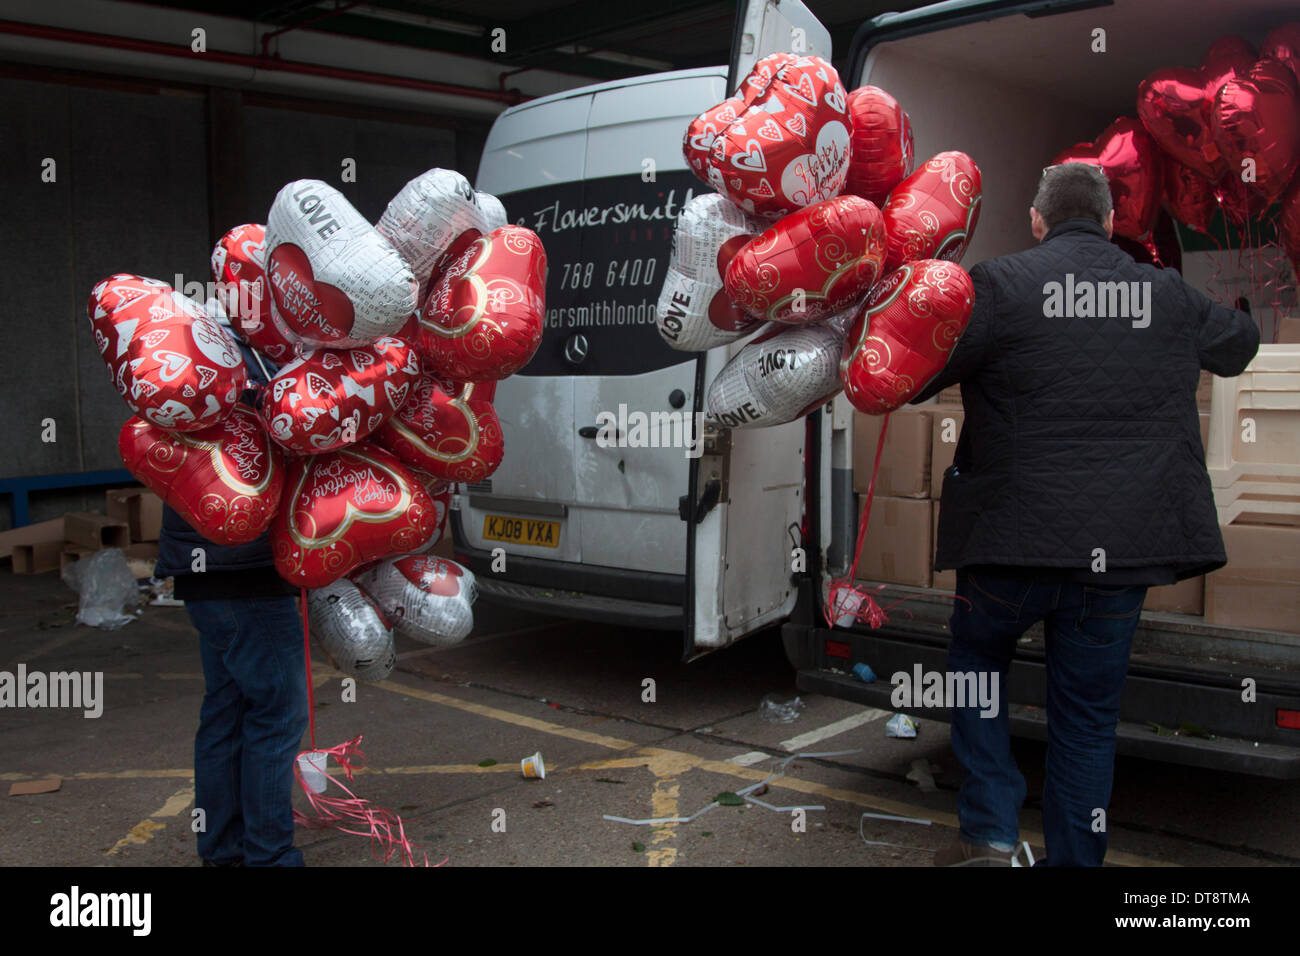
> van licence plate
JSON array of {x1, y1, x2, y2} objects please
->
[{"x1": 482, "y1": 514, "x2": 561, "y2": 548}]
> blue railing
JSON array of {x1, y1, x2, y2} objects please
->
[{"x1": 0, "y1": 470, "x2": 136, "y2": 527}]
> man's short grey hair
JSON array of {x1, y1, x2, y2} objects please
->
[{"x1": 1033, "y1": 163, "x2": 1113, "y2": 228}]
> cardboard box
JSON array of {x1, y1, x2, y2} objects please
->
[
  {"x1": 853, "y1": 408, "x2": 932, "y2": 497},
  {"x1": 937, "y1": 385, "x2": 962, "y2": 405},
  {"x1": 13, "y1": 540, "x2": 63, "y2": 575},
  {"x1": 59, "y1": 545, "x2": 96, "y2": 577},
  {"x1": 1277, "y1": 315, "x2": 1300, "y2": 344},
  {"x1": 852, "y1": 495, "x2": 932, "y2": 588},
  {"x1": 0, "y1": 518, "x2": 64, "y2": 561},
  {"x1": 124, "y1": 542, "x2": 160, "y2": 579},
  {"x1": 1197, "y1": 370, "x2": 1213, "y2": 410},
  {"x1": 930, "y1": 407, "x2": 965, "y2": 498},
  {"x1": 63, "y1": 512, "x2": 130, "y2": 552},
  {"x1": 1204, "y1": 522, "x2": 1300, "y2": 632},
  {"x1": 1143, "y1": 575, "x2": 1205, "y2": 615},
  {"x1": 106, "y1": 488, "x2": 163, "y2": 542},
  {"x1": 931, "y1": 499, "x2": 955, "y2": 592}
]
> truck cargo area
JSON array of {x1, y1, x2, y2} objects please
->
[{"x1": 794, "y1": 0, "x2": 1300, "y2": 776}]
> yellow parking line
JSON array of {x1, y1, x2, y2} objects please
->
[
  {"x1": 367, "y1": 680, "x2": 1172, "y2": 867},
  {"x1": 106, "y1": 784, "x2": 194, "y2": 856},
  {"x1": 372, "y1": 678, "x2": 639, "y2": 752}
]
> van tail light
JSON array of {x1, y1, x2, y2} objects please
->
[
  {"x1": 1277, "y1": 709, "x2": 1300, "y2": 730},
  {"x1": 825, "y1": 639, "x2": 851, "y2": 660}
]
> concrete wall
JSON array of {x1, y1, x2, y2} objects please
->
[{"x1": 0, "y1": 70, "x2": 479, "y2": 528}]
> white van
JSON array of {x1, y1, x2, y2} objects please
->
[{"x1": 463, "y1": 0, "x2": 1300, "y2": 775}]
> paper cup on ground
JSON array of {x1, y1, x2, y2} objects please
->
[
  {"x1": 298, "y1": 751, "x2": 330, "y2": 793},
  {"x1": 521, "y1": 752, "x2": 546, "y2": 779}
]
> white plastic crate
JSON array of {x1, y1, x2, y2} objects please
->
[{"x1": 1206, "y1": 345, "x2": 1300, "y2": 524}]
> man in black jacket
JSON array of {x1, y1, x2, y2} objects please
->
[{"x1": 916, "y1": 163, "x2": 1259, "y2": 866}]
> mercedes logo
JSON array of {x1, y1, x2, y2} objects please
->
[{"x1": 564, "y1": 333, "x2": 589, "y2": 365}]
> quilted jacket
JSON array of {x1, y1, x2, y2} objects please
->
[{"x1": 913, "y1": 218, "x2": 1259, "y2": 579}]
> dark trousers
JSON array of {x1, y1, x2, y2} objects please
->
[
  {"x1": 947, "y1": 567, "x2": 1146, "y2": 866},
  {"x1": 187, "y1": 597, "x2": 308, "y2": 866}
]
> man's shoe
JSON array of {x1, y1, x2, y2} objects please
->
[{"x1": 934, "y1": 839, "x2": 1015, "y2": 866}]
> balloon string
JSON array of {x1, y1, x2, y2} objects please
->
[
  {"x1": 824, "y1": 407, "x2": 972, "y2": 629},
  {"x1": 294, "y1": 589, "x2": 438, "y2": 866},
  {"x1": 292, "y1": 736, "x2": 441, "y2": 867},
  {"x1": 824, "y1": 412, "x2": 890, "y2": 628},
  {"x1": 302, "y1": 586, "x2": 315, "y2": 750}
]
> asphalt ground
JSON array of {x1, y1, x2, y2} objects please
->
[{"x1": 2, "y1": 572, "x2": 1298, "y2": 868}]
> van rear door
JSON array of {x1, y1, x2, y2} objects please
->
[
  {"x1": 469, "y1": 70, "x2": 726, "y2": 628},
  {"x1": 685, "y1": 0, "x2": 835, "y2": 654}
]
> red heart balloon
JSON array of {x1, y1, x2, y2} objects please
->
[
  {"x1": 1280, "y1": 175, "x2": 1300, "y2": 282},
  {"x1": 371, "y1": 374, "x2": 504, "y2": 483},
  {"x1": 266, "y1": 243, "x2": 358, "y2": 344},
  {"x1": 684, "y1": 97, "x2": 745, "y2": 177},
  {"x1": 405, "y1": 465, "x2": 452, "y2": 551},
  {"x1": 839, "y1": 259, "x2": 974, "y2": 416},
  {"x1": 882, "y1": 151, "x2": 983, "y2": 271},
  {"x1": 1137, "y1": 39, "x2": 1254, "y2": 181},
  {"x1": 1052, "y1": 118, "x2": 1162, "y2": 240},
  {"x1": 88, "y1": 274, "x2": 248, "y2": 432},
  {"x1": 725, "y1": 195, "x2": 886, "y2": 325},
  {"x1": 1263, "y1": 23, "x2": 1300, "y2": 86},
  {"x1": 272, "y1": 442, "x2": 439, "y2": 588},
  {"x1": 210, "y1": 224, "x2": 302, "y2": 361},
  {"x1": 1202, "y1": 35, "x2": 1258, "y2": 84},
  {"x1": 119, "y1": 405, "x2": 284, "y2": 544},
  {"x1": 738, "y1": 53, "x2": 800, "y2": 106},
  {"x1": 705, "y1": 55, "x2": 851, "y2": 218},
  {"x1": 1212, "y1": 58, "x2": 1300, "y2": 205},
  {"x1": 418, "y1": 226, "x2": 547, "y2": 382},
  {"x1": 261, "y1": 336, "x2": 421, "y2": 455},
  {"x1": 843, "y1": 86, "x2": 915, "y2": 206},
  {"x1": 1163, "y1": 159, "x2": 1218, "y2": 233}
]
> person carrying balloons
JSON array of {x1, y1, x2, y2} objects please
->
[
  {"x1": 152, "y1": 307, "x2": 308, "y2": 868},
  {"x1": 915, "y1": 163, "x2": 1258, "y2": 866}
]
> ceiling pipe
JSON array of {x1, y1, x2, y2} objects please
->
[
  {"x1": 260, "y1": 1, "x2": 365, "y2": 57},
  {"x1": 0, "y1": 18, "x2": 524, "y2": 106}
]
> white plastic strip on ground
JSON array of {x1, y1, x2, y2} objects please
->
[
  {"x1": 779, "y1": 708, "x2": 890, "y2": 751},
  {"x1": 603, "y1": 749, "x2": 859, "y2": 826}
]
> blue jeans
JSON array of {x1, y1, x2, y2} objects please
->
[
  {"x1": 187, "y1": 596, "x2": 309, "y2": 867},
  {"x1": 947, "y1": 568, "x2": 1146, "y2": 867}
]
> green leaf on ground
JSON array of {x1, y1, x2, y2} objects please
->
[
  {"x1": 631, "y1": 842, "x2": 645, "y2": 853},
  {"x1": 477, "y1": 759, "x2": 498, "y2": 767},
  {"x1": 715, "y1": 791, "x2": 745, "y2": 806}
]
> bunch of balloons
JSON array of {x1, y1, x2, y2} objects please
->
[
  {"x1": 1055, "y1": 24, "x2": 1300, "y2": 278},
  {"x1": 660, "y1": 53, "x2": 981, "y2": 427},
  {"x1": 92, "y1": 168, "x2": 546, "y2": 678}
]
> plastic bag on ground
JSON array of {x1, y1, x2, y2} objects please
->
[{"x1": 61, "y1": 548, "x2": 143, "y2": 630}]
